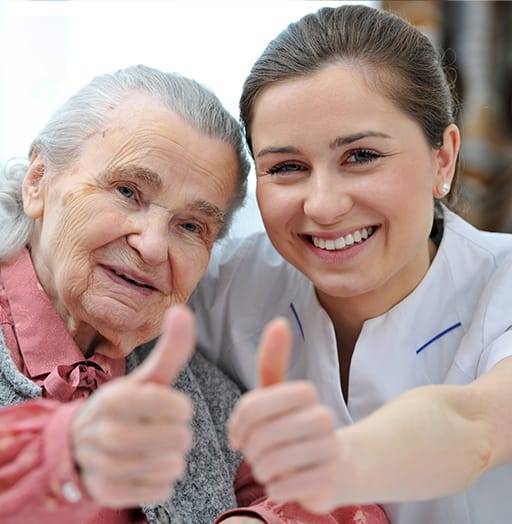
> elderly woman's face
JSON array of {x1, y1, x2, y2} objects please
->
[{"x1": 23, "y1": 93, "x2": 239, "y2": 357}]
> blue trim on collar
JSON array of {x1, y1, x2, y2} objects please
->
[
  {"x1": 416, "y1": 322, "x2": 462, "y2": 354},
  {"x1": 289, "y1": 302, "x2": 305, "y2": 341}
]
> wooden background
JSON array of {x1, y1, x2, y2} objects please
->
[{"x1": 383, "y1": 1, "x2": 512, "y2": 233}]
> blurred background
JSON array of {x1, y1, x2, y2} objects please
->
[
  {"x1": 1, "y1": 0, "x2": 511, "y2": 235},
  {"x1": 383, "y1": 1, "x2": 512, "y2": 233}
]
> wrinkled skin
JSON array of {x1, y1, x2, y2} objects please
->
[{"x1": 23, "y1": 91, "x2": 239, "y2": 359}]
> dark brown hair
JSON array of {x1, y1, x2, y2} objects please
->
[{"x1": 240, "y1": 4, "x2": 460, "y2": 205}]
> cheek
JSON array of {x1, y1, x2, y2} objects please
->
[
  {"x1": 171, "y1": 247, "x2": 211, "y2": 302},
  {"x1": 54, "y1": 195, "x2": 127, "y2": 254},
  {"x1": 256, "y1": 183, "x2": 289, "y2": 231}
]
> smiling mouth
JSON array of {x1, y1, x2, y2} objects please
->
[
  {"x1": 308, "y1": 226, "x2": 377, "y2": 251},
  {"x1": 111, "y1": 269, "x2": 156, "y2": 290}
]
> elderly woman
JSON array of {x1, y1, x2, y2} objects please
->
[{"x1": 0, "y1": 64, "x2": 251, "y2": 523}]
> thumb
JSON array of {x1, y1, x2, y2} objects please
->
[
  {"x1": 129, "y1": 304, "x2": 195, "y2": 385},
  {"x1": 257, "y1": 317, "x2": 292, "y2": 388}
]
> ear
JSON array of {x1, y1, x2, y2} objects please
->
[
  {"x1": 432, "y1": 123, "x2": 460, "y2": 199},
  {"x1": 22, "y1": 149, "x2": 47, "y2": 219}
]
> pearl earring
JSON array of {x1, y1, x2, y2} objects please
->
[{"x1": 439, "y1": 182, "x2": 451, "y2": 196}]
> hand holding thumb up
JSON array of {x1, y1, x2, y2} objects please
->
[
  {"x1": 257, "y1": 317, "x2": 292, "y2": 387},
  {"x1": 228, "y1": 316, "x2": 340, "y2": 516},
  {"x1": 71, "y1": 304, "x2": 196, "y2": 509},
  {"x1": 228, "y1": 317, "x2": 292, "y2": 450}
]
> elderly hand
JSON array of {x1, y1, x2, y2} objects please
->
[
  {"x1": 71, "y1": 305, "x2": 195, "y2": 508},
  {"x1": 228, "y1": 318, "x2": 340, "y2": 514}
]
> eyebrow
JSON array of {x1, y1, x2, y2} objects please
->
[
  {"x1": 190, "y1": 199, "x2": 226, "y2": 225},
  {"x1": 329, "y1": 131, "x2": 391, "y2": 149},
  {"x1": 255, "y1": 146, "x2": 300, "y2": 159},
  {"x1": 255, "y1": 131, "x2": 392, "y2": 159},
  {"x1": 105, "y1": 164, "x2": 163, "y2": 189}
]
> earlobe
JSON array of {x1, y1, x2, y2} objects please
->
[
  {"x1": 433, "y1": 123, "x2": 460, "y2": 199},
  {"x1": 22, "y1": 151, "x2": 47, "y2": 219}
]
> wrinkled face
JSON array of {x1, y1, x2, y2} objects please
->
[
  {"x1": 23, "y1": 93, "x2": 239, "y2": 357},
  {"x1": 252, "y1": 65, "x2": 457, "y2": 312}
]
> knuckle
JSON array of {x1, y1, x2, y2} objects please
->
[
  {"x1": 180, "y1": 427, "x2": 193, "y2": 452},
  {"x1": 251, "y1": 462, "x2": 266, "y2": 483},
  {"x1": 154, "y1": 483, "x2": 174, "y2": 502},
  {"x1": 244, "y1": 429, "x2": 265, "y2": 457},
  {"x1": 96, "y1": 420, "x2": 123, "y2": 447},
  {"x1": 83, "y1": 475, "x2": 114, "y2": 505},
  {"x1": 301, "y1": 382, "x2": 320, "y2": 403},
  {"x1": 168, "y1": 454, "x2": 187, "y2": 478},
  {"x1": 312, "y1": 407, "x2": 336, "y2": 430},
  {"x1": 253, "y1": 453, "x2": 276, "y2": 483},
  {"x1": 291, "y1": 381, "x2": 319, "y2": 404}
]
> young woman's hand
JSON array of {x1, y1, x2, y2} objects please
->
[{"x1": 228, "y1": 318, "x2": 340, "y2": 514}]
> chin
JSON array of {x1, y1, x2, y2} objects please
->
[{"x1": 89, "y1": 315, "x2": 154, "y2": 353}]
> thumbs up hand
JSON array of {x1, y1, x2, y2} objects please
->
[
  {"x1": 71, "y1": 305, "x2": 195, "y2": 509},
  {"x1": 228, "y1": 318, "x2": 340, "y2": 514}
]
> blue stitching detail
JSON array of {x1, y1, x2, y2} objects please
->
[
  {"x1": 415, "y1": 322, "x2": 462, "y2": 354},
  {"x1": 289, "y1": 302, "x2": 305, "y2": 341}
]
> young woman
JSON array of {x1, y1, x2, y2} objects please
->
[{"x1": 190, "y1": 5, "x2": 512, "y2": 524}]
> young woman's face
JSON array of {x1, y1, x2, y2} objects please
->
[
  {"x1": 252, "y1": 65, "x2": 456, "y2": 310},
  {"x1": 23, "y1": 93, "x2": 239, "y2": 357}
]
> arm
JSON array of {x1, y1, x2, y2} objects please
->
[
  {"x1": 0, "y1": 304, "x2": 195, "y2": 521},
  {"x1": 328, "y1": 354, "x2": 512, "y2": 506},
  {"x1": 230, "y1": 354, "x2": 512, "y2": 513}
]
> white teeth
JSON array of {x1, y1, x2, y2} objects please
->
[
  {"x1": 335, "y1": 236, "x2": 346, "y2": 249},
  {"x1": 312, "y1": 226, "x2": 374, "y2": 251}
]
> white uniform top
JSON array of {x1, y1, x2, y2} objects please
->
[{"x1": 189, "y1": 208, "x2": 512, "y2": 524}]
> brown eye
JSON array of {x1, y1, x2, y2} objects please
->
[
  {"x1": 346, "y1": 149, "x2": 381, "y2": 165},
  {"x1": 269, "y1": 162, "x2": 306, "y2": 175}
]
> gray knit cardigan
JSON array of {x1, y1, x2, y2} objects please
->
[{"x1": 0, "y1": 332, "x2": 242, "y2": 524}]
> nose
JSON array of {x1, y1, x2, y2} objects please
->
[
  {"x1": 127, "y1": 209, "x2": 169, "y2": 266},
  {"x1": 303, "y1": 171, "x2": 353, "y2": 225}
]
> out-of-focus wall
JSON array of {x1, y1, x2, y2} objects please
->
[{"x1": 383, "y1": 1, "x2": 512, "y2": 233}]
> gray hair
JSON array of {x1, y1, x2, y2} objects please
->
[{"x1": 0, "y1": 64, "x2": 250, "y2": 262}]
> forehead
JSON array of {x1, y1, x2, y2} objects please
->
[
  {"x1": 251, "y1": 64, "x2": 414, "y2": 146},
  {"x1": 256, "y1": 65, "x2": 395, "y2": 115},
  {"x1": 79, "y1": 92, "x2": 239, "y2": 206}
]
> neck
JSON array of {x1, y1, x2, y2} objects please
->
[
  {"x1": 67, "y1": 318, "x2": 101, "y2": 357},
  {"x1": 317, "y1": 238, "x2": 438, "y2": 351}
]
